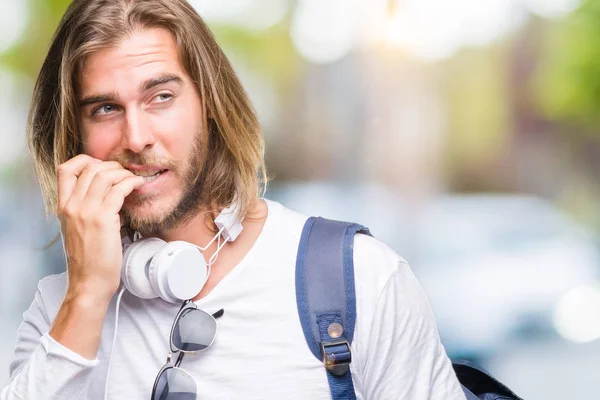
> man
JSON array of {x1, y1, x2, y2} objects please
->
[{"x1": 2, "y1": 0, "x2": 466, "y2": 399}]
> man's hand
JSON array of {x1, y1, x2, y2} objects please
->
[
  {"x1": 57, "y1": 154, "x2": 145, "y2": 299},
  {"x1": 50, "y1": 154, "x2": 144, "y2": 359}
]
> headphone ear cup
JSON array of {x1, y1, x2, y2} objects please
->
[
  {"x1": 149, "y1": 241, "x2": 208, "y2": 303},
  {"x1": 122, "y1": 238, "x2": 167, "y2": 299}
]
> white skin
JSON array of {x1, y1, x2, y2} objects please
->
[{"x1": 51, "y1": 27, "x2": 267, "y2": 359}]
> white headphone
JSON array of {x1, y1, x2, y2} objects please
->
[{"x1": 120, "y1": 205, "x2": 243, "y2": 303}]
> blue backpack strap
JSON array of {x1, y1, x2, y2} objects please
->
[
  {"x1": 295, "y1": 217, "x2": 371, "y2": 400},
  {"x1": 295, "y1": 219, "x2": 523, "y2": 400}
]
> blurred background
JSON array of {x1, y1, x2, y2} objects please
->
[{"x1": 2, "y1": 0, "x2": 600, "y2": 398}]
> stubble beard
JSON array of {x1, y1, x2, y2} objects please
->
[{"x1": 120, "y1": 138, "x2": 206, "y2": 237}]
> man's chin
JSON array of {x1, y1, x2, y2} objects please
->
[
  {"x1": 122, "y1": 201, "x2": 169, "y2": 234},
  {"x1": 122, "y1": 176, "x2": 204, "y2": 235}
]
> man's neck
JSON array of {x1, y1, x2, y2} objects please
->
[
  {"x1": 189, "y1": 198, "x2": 269, "y2": 300},
  {"x1": 143, "y1": 199, "x2": 269, "y2": 300},
  {"x1": 157, "y1": 209, "x2": 218, "y2": 249}
]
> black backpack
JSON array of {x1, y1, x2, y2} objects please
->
[{"x1": 294, "y1": 217, "x2": 523, "y2": 400}]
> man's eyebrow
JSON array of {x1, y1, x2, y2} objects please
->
[
  {"x1": 140, "y1": 74, "x2": 183, "y2": 92},
  {"x1": 78, "y1": 92, "x2": 119, "y2": 108},
  {"x1": 78, "y1": 75, "x2": 183, "y2": 108}
]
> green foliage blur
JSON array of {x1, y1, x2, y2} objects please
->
[
  {"x1": 1, "y1": 0, "x2": 70, "y2": 77},
  {"x1": 536, "y1": 0, "x2": 600, "y2": 132}
]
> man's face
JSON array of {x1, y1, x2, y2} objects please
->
[{"x1": 78, "y1": 28, "x2": 205, "y2": 234}]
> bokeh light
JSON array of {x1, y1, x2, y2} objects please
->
[{"x1": 554, "y1": 283, "x2": 600, "y2": 343}]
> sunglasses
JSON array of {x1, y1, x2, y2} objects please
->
[{"x1": 151, "y1": 300, "x2": 224, "y2": 400}]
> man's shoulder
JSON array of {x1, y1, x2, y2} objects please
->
[
  {"x1": 264, "y1": 199, "x2": 413, "y2": 290},
  {"x1": 262, "y1": 198, "x2": 311, "y2": 243},
  {"x1": 354, "y1": 235, "x2": 428, "y2": 315},
  {"x1": 264, "y1": 198, "x2": 309, "y2": 226},
  {"x1": 266, "y1": 199, "x2": 409, "y2": 275},
  {"x1": 354, "y1": 233, "x2": 408, "y2": 276}
]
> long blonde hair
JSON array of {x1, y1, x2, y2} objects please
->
[{"x1": 28, "y1": 0, "x2": 267, "y2": 223}]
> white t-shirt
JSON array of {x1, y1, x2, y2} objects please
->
[{"x1": 2, "y1": 200, "x2": 466, "y2": 400}]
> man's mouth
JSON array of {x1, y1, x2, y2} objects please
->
[{"x1": 131, "y1": 169, "x2": 168, "y2": 183}]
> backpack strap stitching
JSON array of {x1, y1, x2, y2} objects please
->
[{"x1": 295, "y1": 216, "x2": 320, "y2": 359}]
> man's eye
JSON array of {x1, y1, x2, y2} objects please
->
[
  {"x1": 154, "y1": 93, "x2": 173, "y2": 103},
  {"x1": 93, "y1": 104, "x2": 117, "y2": 116}
]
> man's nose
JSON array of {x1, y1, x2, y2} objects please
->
[{"x1": 121, "y1": 109, "x2": 155, "y2": 153}]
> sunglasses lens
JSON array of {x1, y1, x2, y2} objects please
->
[
  {"x1": 153, "y1": 367, "x2": 196, "y2": 400},
  {"x1": 172, "y1": 308, "x2": 217, "y2": 352}
]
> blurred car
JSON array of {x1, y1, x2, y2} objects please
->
[{"x1": 266, "y1": 181, "x2": 600, "y2": 361}]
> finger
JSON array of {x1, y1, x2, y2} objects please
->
[
  {"x1": 85, "y1": 169, "x2": 139, "y2": 206},
  {"x1": 57, "y1": 155, "x2": 101, "y2": 211},
  {"x1": 68, "y1": 161, "x2": 126, "y2": 205},
  {"x1": 103, "y1": 176, "x2": 146, "y2": 214}
]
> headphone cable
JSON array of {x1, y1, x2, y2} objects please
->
[{"x1": 104, "y1": 287, "x2": 126, "y2": 400}]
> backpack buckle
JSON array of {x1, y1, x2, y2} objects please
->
[{"x1": 321, "y1": 339, "x2": 352, "y2": 376}]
